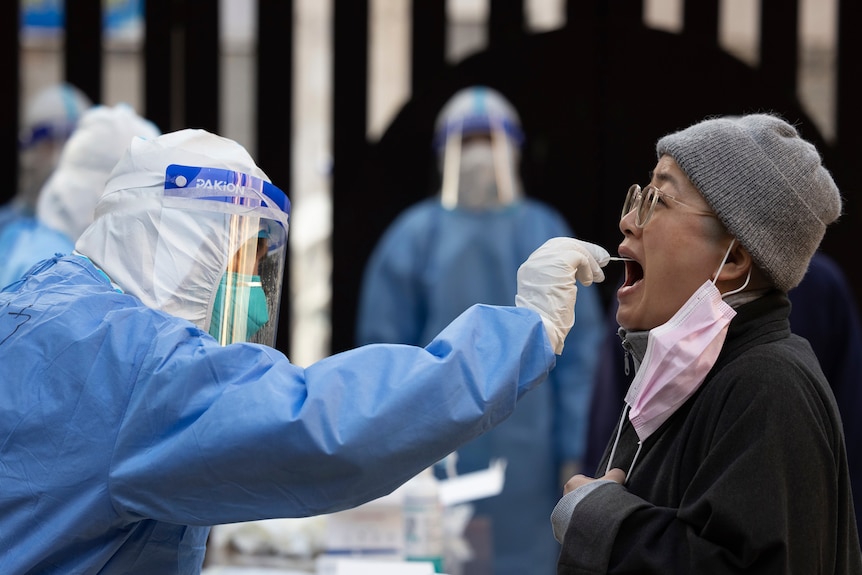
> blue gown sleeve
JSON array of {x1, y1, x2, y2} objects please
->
[{"x1": 109, "y1": 303, "x2": 556, "y2": 525}]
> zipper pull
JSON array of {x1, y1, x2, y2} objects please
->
[{"x1": 624, "y1": 348, "x2": 631, "y2": 376}]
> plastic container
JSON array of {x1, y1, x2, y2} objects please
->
[{"x1": 402, "y1": 466, "x2": 445, "y2": 573}]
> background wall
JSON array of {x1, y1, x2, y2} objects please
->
[{"x1": 5, "y1": 0, "x2": 858, "y2": 365}]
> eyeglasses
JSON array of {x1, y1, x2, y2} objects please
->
[{"x1": 621, "y1": 184, "x2": 716, "y2": 228}]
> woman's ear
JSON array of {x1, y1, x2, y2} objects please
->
[
  {"x1": 719, "y1": 240, "x2": 751, "y2": 279},
  {"x1": 717, "y1": 241, "x2": 770, "y2": 290}
]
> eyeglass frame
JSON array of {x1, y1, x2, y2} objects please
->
[{"x1": 621, "y1": 183, "x2": 717, "y2": 228}]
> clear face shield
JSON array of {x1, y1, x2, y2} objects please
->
[
  {"x1": 438, "y1": 116, "x2": 522, "y2": 210},
  {"x1": 18, "y1": 124, "x2": 72, "y2": 207},
  {"x1": 164, "y1": 164, "x2": 290, "y2": 347}
]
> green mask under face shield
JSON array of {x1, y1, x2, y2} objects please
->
[
  {"x1": 163, "y1": 163, "x2": 290, "y2": 347},
  {"x1": 209, "y1": 271, "x2": 270, "y2": 341}
]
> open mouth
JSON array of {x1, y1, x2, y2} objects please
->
[{"x1": 623, "y1": 259, "x2": 644, "y2": 288}]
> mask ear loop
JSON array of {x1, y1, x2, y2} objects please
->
[
  {"x1": 711, "y1": 239, "x2": 735, "y2": 285},
  {"x1": 723, "y1": 269, "x2": 752, "y2": 297},
  {"x1": 605, "y1": 404, "x2": 629, "y2": 475},
  {"x1": 625, "y1": 443, "x2": 643, "y2": 486},
  {"x1": 712, "y1": 238, "x2": 752, "y2": 297},
  {"x1": 604, "y1": 402, "x2": 639, "y2": 485}
]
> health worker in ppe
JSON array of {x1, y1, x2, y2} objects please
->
[
  {"x1": 0, "y1": 127, "x2": 611, "y2": 574},
  {"x1": 551, "y1": 114, "x2": 862, "y2": 574},
  {"x1": 0, "y1": 103, "x2": 160, "y2": 288},
  {"x1": 1, "y1": 82, "x2": 92, "y2": 233},
  {"x1": 356, "y1": 85, "x2": 605, "y2": 575},
  {"x1": 0, "y1": 83, "x2": 91, "y2": 288}
]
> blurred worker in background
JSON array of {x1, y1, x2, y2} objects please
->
[
  {"x1": 0, "y1": 102, "x2": 160, "y2": 288},
  {"x1": 2, "y1": 82, "x2": 92, "y2": 231},
  {"x1": 37, "y1": 103, "x2": 161, "y2": 247},
  {"x1": 786, "y1": 252, "x2": 862, "y2": 528},
  {"x1": 356, "y1": 85, "x2": 605, "y2": 575},
  {"x1": 0, "y1": 127, "x2": 611, "y2": 573},
  {"x1": 0, "y1": 82, "x2": 92, "y2": 287}
]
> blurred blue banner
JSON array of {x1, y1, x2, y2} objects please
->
[{"x1": 22, "y1": 0, "x2": 143, "y2": 39}]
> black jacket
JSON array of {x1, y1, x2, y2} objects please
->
[{"x1": 560, "y1": 291, "x2": 862, "y2": 574}]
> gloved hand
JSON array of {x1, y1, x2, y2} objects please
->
[{"x1": 515, "y1": 237, "x2": 609, "y2": 354}]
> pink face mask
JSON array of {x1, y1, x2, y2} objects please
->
[
  {"x1": 623, "y1": 240, "x2": 746, "y2": 443},
  {"x1": 623, "y1": 280, "x2": 736, "y2": 442}
]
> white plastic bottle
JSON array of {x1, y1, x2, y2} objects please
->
[{"x1": 402, "y1": 466, "x2": 445, "y2": 572}]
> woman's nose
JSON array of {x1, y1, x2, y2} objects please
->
[{"x1": 619, "y1": 208, "x2": 639, "y2": 237}]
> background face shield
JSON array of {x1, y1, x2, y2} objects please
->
[
  {"x1": 164, "y1": 164, "x2": 290, "y2": 347},
  {"x1": 18, "y1": 139, "x2": 66, "y2": 207},
  {"x1": 438, "y1": 118, "x2": 522, "y2": 211}
]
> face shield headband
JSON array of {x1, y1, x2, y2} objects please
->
[
  {"x1": 19, "y1": 122, "x2": 78, "y2": 150},
  {"x1": 432, "y1": 115, "x2": 524, "y2": 150},
  {"x1": 164, "y1": 164, "x2": 291, "y2": 347}
]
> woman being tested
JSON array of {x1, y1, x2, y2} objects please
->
[
  {"x1": 0, "y1": 128, "x2": 609, "y2": 573},
  {"x1": 552, "y1": 113, "x2": 862, "y2": 573}
]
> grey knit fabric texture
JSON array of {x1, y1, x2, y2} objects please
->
[{"x1": 656, "y1": 113, "x2": 841, "y2": 292}]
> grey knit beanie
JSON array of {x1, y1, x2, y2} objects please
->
[{"x1": 656, "y1": 113, "x2": 841, "y2": 292}]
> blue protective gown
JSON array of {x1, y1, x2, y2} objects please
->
[
  {"x1": 0, "y1": 215, "x2": 74, "y2": 288},
  {"x1": 0, "y1": 254, "x2": 555, "y2": 574},
  {"x1": 0, "y1": 201, "x2": 28, "y2": 233},
  {"x1": 356, "y1": 197, "x2": 605, "y2": 575}
]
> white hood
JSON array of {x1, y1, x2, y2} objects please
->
[
  {"x1": 75, "y1": 129, "x2": 289, "y2": 329},
  {"x1": 36, "y1": 103, "x2": 161, "y2": 243}
]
